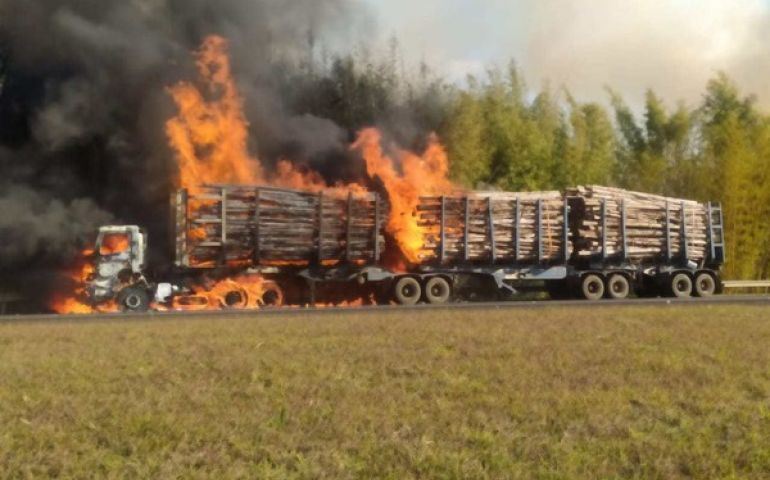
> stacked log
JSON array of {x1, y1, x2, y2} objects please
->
[
  {"x1": 567, "y1": 185, "x2": 709, "y2": 262},
  {"x1": 416, "y1": 191, "x2": 567, "y2": 264},
  {"x1": 178, "y1": 185, "x2": 386, "y2": 268}
]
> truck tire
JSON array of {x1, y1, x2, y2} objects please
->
[
  {"x1": 261, "y1": 281, "x2": 284, "y2": 307},
  {"x1": 694, "y1": 272, "x2": 716, "y2": 297},
  {"x1": 117, "y1": 286, "x2": 150, "y2": 313},
  {"x1": 606, "y1": 274, "x2": 630, "y2": 300},
  {"x1": 669, "y1": 273, "x2": 693, "y2": 298},
  {"x1": 394, "y1": 277, "x2": 421, "y2": 305},
  {"x1": 424, "y1": 277, "x2": 451, "y2": 304},
  {"x1": 581, "y1": 274, "x2": 605, "y2": 301}
]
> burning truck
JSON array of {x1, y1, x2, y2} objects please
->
[
  {"x1": 57, "y1": 36, "x2": 725, "y2": 313},
  {"x1": 80, "y1": 183, "x2": 725, "y2": 312}
]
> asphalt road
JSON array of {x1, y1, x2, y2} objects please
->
[{"x1": 1, "y1": 294, "x2": 769, "y2": 324}]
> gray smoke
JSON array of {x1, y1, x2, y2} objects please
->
[{"x1": 0, "y1": 0, "x2": 372, "y2": 279}]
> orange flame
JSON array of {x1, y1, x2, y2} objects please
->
[
  {"x1": 166, "y1": 35, "x2": 264, "y2": 190},
  {"x1": 173, "y1": 275, "x2": 282, "y2": 310},
  {"x1": 353, "y1": 128, "x2": 455, "y2": 264},
  {"x1": 99, "y1": 233, "x2": 129, "y2": 256},
  {"x1": 49, "y1": 253, "x2": 117, "y2": 315}
]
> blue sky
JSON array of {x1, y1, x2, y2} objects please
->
[{"x1": 360, "y1": 0, "x2": 770, "y2": 107}]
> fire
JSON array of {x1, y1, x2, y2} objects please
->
[
  {"x1": 175, "y1": 275, "x2": 282, "y2": 310},
  {"x1": 49, "y1": 253, "x2": 117, "y2": 315},
  {"x1": 99, "y1": 233, "x2": 129, "y2": 256},
  {"x1": 353, "y1": 128, "x2": 455, "y2": 264},
  {"x1": 166, "y1": 35, "x2": 264, "y2": 190}
]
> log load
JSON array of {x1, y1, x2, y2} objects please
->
[
  {"x1": 175, "y1": 185, "x2": 386, "y2": 268},
  {"x1": 416, "y1": 191, "x2": 568, "y2": 264},
  {"x1": 567, "y1": 185, "x2": 710, "y2": 263}
]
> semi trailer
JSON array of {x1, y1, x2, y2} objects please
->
[{"x1": 83, "y1": 184, "x2": 725, "y2": 312}]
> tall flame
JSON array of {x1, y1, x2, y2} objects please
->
[
  {"x1": 166, "y1": 35, "x2": 263, "y2": 189},
  {"x1": 353, "y1": 128, "x2": 455, "y2": 264}
]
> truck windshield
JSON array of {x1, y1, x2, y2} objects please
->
[{"x1": 99, "y1": 233, "x2": 130, "y2": 256}]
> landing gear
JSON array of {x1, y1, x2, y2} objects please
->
[{"x1": 117, "y1": 286, "x2": 150, "y2": 313}]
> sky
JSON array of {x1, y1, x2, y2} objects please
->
[{"x1": 362, "y1": 0, "x2": 770, "y2": 108}]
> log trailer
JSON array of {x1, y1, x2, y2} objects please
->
[{"x1": 83, "y1": 184, "x2": 725, "y2": 312}]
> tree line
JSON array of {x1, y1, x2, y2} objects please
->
[
  {"x1": 1, "y1": 42, "x2": 768, "y2": 280},
  {"x1": 280, "y1": 47, "x2": 770, "y2": 280}
]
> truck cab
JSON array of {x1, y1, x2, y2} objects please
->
[{"x1": 86, "y1": 225, "x2": 152, "y2": 311}]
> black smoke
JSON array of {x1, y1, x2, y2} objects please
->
[{"x1": 0, "y1": 0, "x2": 373, "y2": 308}]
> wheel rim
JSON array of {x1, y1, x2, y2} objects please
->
[{"x1": 125, "y1": 294, "x2": 141, "y2": 309}]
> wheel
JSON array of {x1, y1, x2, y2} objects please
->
[
  {"x1": 222, "y1": 287, "x2": 248, "y2": 309},
  {"x1": 394, "y1": 277, "x2": 422, "y2": 305},
  {"x1": 260, "y1": 281, "x2": 284, "y2": 307},
  {"x1": 669, "y1": 273, "x2": 693, "y2": 298},
  {"x1": 581, "y1": 274, "x2": 605, "y2": 300},
  {"x1": 694, "y1": 272, "x2": 716, "y2": 297},
  {"x1": 606, "y1": 274, "x2": 631, "y2": 300},
  {"x1": 424, "y1": 277, "x2": 452, "y2": 304},
  {"x1": 117, "y1": 286, "x2": 150, "y2": 312}
]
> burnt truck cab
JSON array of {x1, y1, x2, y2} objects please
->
[{"x1": 86, "y1": 225, "x2": 155, "y2": 311}]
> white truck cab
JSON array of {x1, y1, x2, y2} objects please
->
[{"x1": 86, "y1": 225, "x2": 152, "y2": 311}]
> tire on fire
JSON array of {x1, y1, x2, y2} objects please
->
[
  {"x1": 424, "y1": 276, "x2": 452, "y2": 304},
  {"x1": 394, "y1": 277, "x2": 421, "y2": 305},
  {"x1": 117, "y1": 286, "x2": 150, "y2": 313},
  {"x1": 261, "y1": 281, "x2": 284, "y2": 307}
]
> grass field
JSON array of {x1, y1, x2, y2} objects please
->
[{"x1": 2, "y1": 305, "x2": 770, "y2": 479}]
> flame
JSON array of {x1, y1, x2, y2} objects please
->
[
  {"x1": 99, "y1": 233, "x2": 129, "y2": 256},
  {"x1": 353, "y1": 128, "x2": 455, "y2": 264},
  {"x1": 49, "y1": 253, "x2": 117, "y2": 315},
  {"x1": 175, "y1": 275, "x2": 282, "y2": 310},
  {"x1": 166, "y1": 35, "x2": 263, "y2": 190},
  {"x1": 51, "y1": 35, "x2": 464, "y2": 315}
]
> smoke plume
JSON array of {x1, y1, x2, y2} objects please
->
[{"x1": 0, "y1": 0, "x2": 371, "y2": 300}]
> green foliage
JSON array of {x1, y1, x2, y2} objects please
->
[{"x1": 279, "y1": 47, "x2": 769, "y2": 278}]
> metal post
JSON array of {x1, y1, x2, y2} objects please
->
[
  {"x1": 563, "y1": 199, "x2": 570, "y2": 263},
  {"x1": 346, "y1": 192, "x2": 353, "y2": 262},
  {"x1": 488, "y1": 197, "x2": 497, "y2": 262},
  {"x1": 537, "y1": 199, "x2": 543, "y2": 263},
  {"x1": 706, "y1": 202, "x2": 714, "y2": 261},
  {"x1": 514, "y1": 198, "x2": 520, "y2": 263},
  {"x1": 464, "y1": 197, "x2": 470, "y2": 262},
  {"x1": 373, "y1": 194, "x2": 381, "y2": 263},
  {"x1": 253, "y1": 188, "x2": 261, "y2": 264},
  {"x1": 317, "y1": 192, "x2": 324, "y2": 264},
  {"x1": 440, "y1": 195, "x2": 446, "y2": 264},
  {"x1": 665, "y1": 200, "x2": 671, "y2": 262},
  {"x1": 621, "y1": 199, "x2": 627, "y2": 261},
  {"x1": 220, "y1": 187, "x2": 227, "y2": 266},
  {"x1": 601, "y1": 199, "x2": 607, "y2": 262},
  {"x1": 175, "y1": 188, "x2": 189, "y2": 267},
  {"x1": 680, "y1": 201, "x2": 689, "y2": 261}
]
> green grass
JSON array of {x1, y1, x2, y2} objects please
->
[{"x1": 2, "y1": 305, "x2": 770, "y2": 478}]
